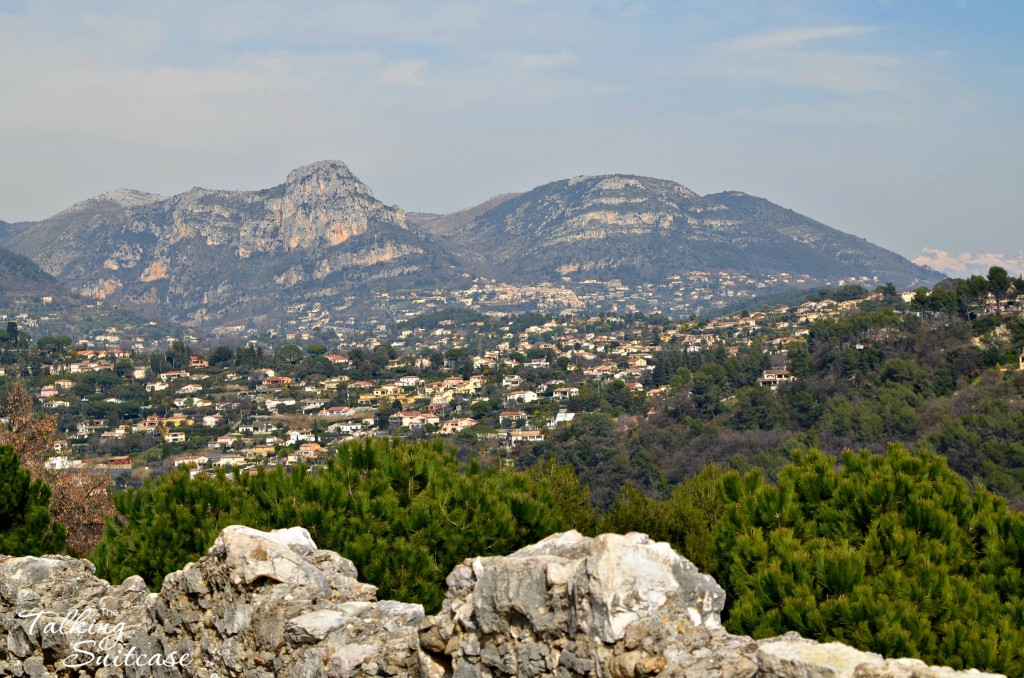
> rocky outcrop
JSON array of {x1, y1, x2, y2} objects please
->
[
  {"x1": 0, "y1": 528, "x2": 1004, "y2": 677},
  {"x1": 0, "y1": 525, "x2": 436, "y2": 678}
]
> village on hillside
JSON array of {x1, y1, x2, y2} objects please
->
[{"x1": 2, "y1": 281, "x2": 1022, "y2": 488}]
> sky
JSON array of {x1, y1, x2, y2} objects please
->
[{"x1": 0, "y1": 0, "x2": 1021, "y2": 259}]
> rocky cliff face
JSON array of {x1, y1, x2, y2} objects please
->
[
  {"x1": 5, "y1": 162, "x2": 457, "y2": 328},
  {"x1": 425, "y1": 175, "x2": 938, "y2": 289},
  {"x1": 0, "y1": 526, "x2": 1000, "y2": 678}
]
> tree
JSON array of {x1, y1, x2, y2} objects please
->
[
  {"x1": 275, "y1": 343, "x2": 304, "y2": 365},
  {"x1": 598, "y1": 482, "x2": 663, "y2": 536},
  {"x1": 529, "y1": 456, "x2": 597, "y2": 534},
  {"x1": 36, "y1": 335, "x2": 72, "y2": 355},
  {"x1": 988, "y1": 266, "x2": 1012, "y2": 313},
  {"x1": 208, "y1": 346, "x2": 234, "y2": 367},
  {"x1": 876, "y1": 282, "x2": 898, "y2": 301},
  {"x1": 595, "y1": 464, "x2": 724, "y2": 571},
  {"x1": 92, "y1": 439, "x2": 568, "y2": 611},
  {"x1": 166, "y1": 340, "x2": 191, "y2": 369},
  {"x1": 711, "y1": 445, "x2": 1024, "y2": 675},
  {"x1": 0, "y1": 445, "x2": 67, "y2": 556},
  {"x1": 0, "y1": 381, "x2": 112, "y2": 553}
]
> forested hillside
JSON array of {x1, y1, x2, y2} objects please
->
[
  {"x1": 0, "y1": 247, "x2": 62, "y2": 299},
  {"x1": 524, "y1": 301, "x2": 1024, "y2": 508}
]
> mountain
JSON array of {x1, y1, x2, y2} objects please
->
[
  {"x1": 7, "y1": 164, "x2": 941, "y2": 329},
  {"x1": 0, "y1": 246, "x2": 63, "y2": 300},
  {"x1": 407, "y1": 193, "x2": 521, "y2": 236},
  {"x1": 913, "y1": 248, "x2": 1024, "y2": 279},
  {"x1": 7, "y1": 161, "x2": 459, "y2": 328},
  {"x1": 422, "y1": 174, "x2": 938, "y2": 289},
  {"x1": 0, "y1": 219, "x2": 32, "y2": 243}
]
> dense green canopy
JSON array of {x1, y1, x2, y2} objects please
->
[
  {"x1": 91, "y1": 438, "x2": 575, "y2": 611},
  {"x1": 710, "y1": 445, "x2": 1024, "y2": 675}
]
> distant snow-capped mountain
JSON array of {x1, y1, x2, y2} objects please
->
[{"x1": 912, "y1": 248, "x2": 1024, "y2": 278}]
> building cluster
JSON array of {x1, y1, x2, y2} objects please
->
[
  {"x1": 10, "y1": 281, "x2": 1021, "y2": 486},
  {"x1": 8, "y1": 294, "x2": 906, "y2": 484}
]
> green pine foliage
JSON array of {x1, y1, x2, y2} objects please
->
[
  {"x1": 0, "y1": 445, "x2": 67, "y2": 556},
  {"x1": 710, "y1": 444, "x2": 1024, "y2": 674},
  {"x1": 598, "y1": 464, "x2": 724, "y2": 572},
  {"x1": 91, "y1": 438, "x2": 566, "y2": 611},
  {"x1": 527, "y1": 455, "x2": 599, "y2": 535}
]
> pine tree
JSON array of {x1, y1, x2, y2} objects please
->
[
  {"x1": 0, "y1": 445, "x2": 66, "y2": 556},
  {"x1": 92, "y1": 438, "x2": 569, "y2": 611},
  {"x1": 710, "y1": 444, "x2": 1024, "y2": 674}
]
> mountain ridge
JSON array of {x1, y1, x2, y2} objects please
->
[
  {"x1": 5, "y1": 161, "x2": 460, "y2": 328},
  {"x1": 425, "y1": 173, "x2": 936, "y2": 289},
  {"x1": 913, "y1": 247, "x2": 1024, "y2": 278},
  {"x1": 4, "y1": 161, "x2": 940, "y2": 328}
]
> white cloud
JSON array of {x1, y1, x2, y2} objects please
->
[
  {"x1": 701, "y1": 25, "x2": 910, "y2": 96},
  {"x1": 378, "y1": 59, "x2": 427, "y2": 86},
  {"x1": 729, "y1": 26, "x2": 877, "y2": 52}
]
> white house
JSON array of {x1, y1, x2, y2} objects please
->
[{"x1": 505, "y1": 390, "x2": 538, "y2": 405}]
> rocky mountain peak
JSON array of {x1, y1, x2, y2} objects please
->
[
  {"x1": 284, "y1": 160, "x2": 374, "y2": 201},
  {"x1": 564, "y1": 174, "x2": 700, "y2": 201},
  {"x1": 2, "y1": 159, "x2": 449, "y2": 327},
  {"x1": 272, "y1": 160, "x2": 407, "y2": 253}
]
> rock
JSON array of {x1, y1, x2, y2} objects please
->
[
  {"x1": 285, "y1": 610, "x2": 350, "y2": 644},
  {"x1": 758, "y1": 638, "x2": 885, "y2": 677},
  {"x1": 0, "y1": 525, "x2": 423, "y2": 677},
  {"x1": 0, "y1": 528, "x2": 1007, "y2": 677},
  {"x1": 0, "y1": 556, "x2": 67, "y2": 604},
  {"x1": 436, "y1": 530, "x2": 730, "y2": 676},
  {"x1": 209, "y1": 524, "x2": 331, "y2": 594},
  {"x1": 228, "y1": 525, "x2": 318, "y2": 555},
  {"x1": 757, "y1": 637, "x2": 1005, "y2": 678},
  {"x1": 21, "y1": 656, "x2": 47, "y2": 677}
]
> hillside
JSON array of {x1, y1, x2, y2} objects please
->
[
  {"x1": 0, "y1": 247, "x2": 63, "y2": 301},
  {"x1": 7, "y1": 161, "x2": 460, "y2": 329},
  {"x1": 0, "y1": 219, "x2": 31, "y2": 243},
  {"x1": 427, "y1": 175, "x2": 938, "y2": 289},
  {"x1": 7, "y1": 163, "x2": 942, "y2": 329}
]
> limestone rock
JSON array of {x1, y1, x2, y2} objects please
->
[
  {"x1": 758, "y1": 638, "x2": 886, "y2": 677},
  {"x1": 431, "y1": 530, "x2": 750, "y2": 677},
  {"x1": 0, "y1": 529, "x2": 1007, "y2": 677},
  {"x1": 757, "y1": 635, "x2": 1005, "y2": 678},
  {"x1": 0, "y1": 526, "x2": 425, "y2": 677}
]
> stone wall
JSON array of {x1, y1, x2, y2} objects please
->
[{"x1": 0, "y1": 527, "x2": 1004, "y2": 677}]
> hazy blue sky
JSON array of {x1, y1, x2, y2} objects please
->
[{"x1": 0, "y1": 0, "x2": 1020, "y2": 258}]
